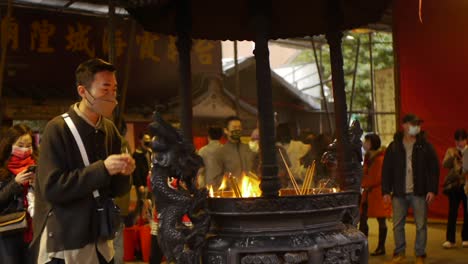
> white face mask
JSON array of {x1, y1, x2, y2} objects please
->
[
  {"x1": 457, "y1": 145, "x2": 467, "y2": 152},
  {"x1": 408, "y1": 125, "x2": 421, "y2": 136}
]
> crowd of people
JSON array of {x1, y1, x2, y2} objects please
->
[
  {"x1": 0, "y1": 57, "x2": 466, "y2": 264},
  {"x1": 359, "y1": 115, "x2": 468, "y2": 264}
]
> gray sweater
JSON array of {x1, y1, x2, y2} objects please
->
[{"x1": 208, "y1": 141, "x2": 256, "y2": 189}]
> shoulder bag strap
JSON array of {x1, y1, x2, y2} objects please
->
[{"x1": 62, "y1": 113, "x2": 100, "y2": 199}]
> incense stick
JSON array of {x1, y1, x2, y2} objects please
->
[
  {"x1": 317, "y1": 178, "x2": 332, "y2": 194},
  {"x1": 306, "y1": 161, "x2": 316, "y2": 195},
  {"x1": 301, "y1": 166, "x2": 310, "y2": 195},
  {"x1": 304, "y1": 167, "x2": 311, "y2": 195},
  {"x1": 301, "y1": 161, "x2": 315, "y2": 195},
  {"x1": 278, "y1": 148, "x2": 299, "y2": 195},
  {"x1": 228, "y1": 175, "x2": 242, "y2": 198}
]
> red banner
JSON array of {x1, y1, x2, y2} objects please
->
[{"x1": 394, "y1": 0, "x2": 468, "y2": 219}]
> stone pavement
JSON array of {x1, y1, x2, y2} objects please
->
[{"x1": 367, "y1": 219, "x2": 467, "y2": 264}]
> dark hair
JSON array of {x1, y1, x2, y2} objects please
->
[
  {"x1": 208, "y1": 127, "x2": 223, "y2": 140},
  {"x1": 75, "y1": 58, "x2": 116, "y2": 89},
  {"x1": 454, "y1": 129, "x2": 468, "y2": 141},
  {"x1": 364, "y1": 133, "x2": 381, "y2": 151},
  {"x1": 224, "y1": 116, "x2": 241, "y2": 128},
  {"x1": 276, "y1": 123, "x2": 292, "y2": 144},
  {"x1": 0, "y1": 124, "x2": 38, "y2": 180}
]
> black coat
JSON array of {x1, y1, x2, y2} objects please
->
[
  {"x1": 32, "y1": 106, "x2": 131, "y2": 252},
  {"x1": 132, "y1": 149, "x2": 150, "y2": 188},
  {"x1": 382, "y1": 131, "x2": 440, "y2": 197},
  {"x1": 0, "y1": 174, "x2": 24, "y2": 213},
  {"x1": 0, "y1": 174, "x2": 30, "y2": 264}
]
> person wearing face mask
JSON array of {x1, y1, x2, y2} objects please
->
[
  {"x1": 441, "y1": 129, "x2": 468, "y2": 249},
  {"x1": 33, "y1": 58, "x2": 135, "y2": 264},
  {"x1": 198, "y1": 127, "x2": 223, "y2": 188},
  {"x1": 382, "y1": 114, "x2": 439, "y2": 264},
  {"x1": 209, "y1": 116, "x2": 256, "y2": 190},
  {"x1": 359, "y1": 133, "x2": 391, "y2": 256},
  {"x1": 0, "y1": 124, "x2": 38, "y2": 264}
]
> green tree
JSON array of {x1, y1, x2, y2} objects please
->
[{"x1": 292, "y1": 32, "x2": 394, "y2": 131}]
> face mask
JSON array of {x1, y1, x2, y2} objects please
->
[
  {"x1": 229, "y1": 130, "x2": 242, "y2": 141},
  {"x1": 408, "y1": 125, "x2": 421, "y2": 136},
  {"x1": 85, "y1": 89, "x2": 118, "y2": 118},
  {"x1": 12, "y1": 146, "x2": 32, "y2": 159},
  {"x1": 457, "y1": 145, "x2": 467, "y2": 152},
  {"x1": 249, "y1": 141, "x2": 259, "y2": 153},
  {"x1": 144, "y1": 141, "x2": 151, "y2": 148}
]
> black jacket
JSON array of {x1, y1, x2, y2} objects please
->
[
  {"x1": 382, "y1": 131, "x2": 439, "y2": 197},
  {"x1": 0, "y1": 174, "x2": 24, "y2": 214},
  {"x1": 132, "y1": 149, "x2": 150, "y2": 188},
  {"x1": 32, "y1": 105, "x2": 131, "y2": 251}
]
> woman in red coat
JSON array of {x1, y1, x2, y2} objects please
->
[{"x1": 359, "y1": 133, "x2": 392, "y2": 256}]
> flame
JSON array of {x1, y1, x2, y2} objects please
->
[
  {"x1": 208, "y1": 185, "x2": 214, "y2": 197},
  {"x1": 218, "y1": 176, "x2": 227, "y2": 191},
  {"x1": 240, "y1": 172, "x2": 261, "y2": 198}
]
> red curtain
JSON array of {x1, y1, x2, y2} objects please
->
[{"x1": 394, "y1": 0, "x2": 468, "y2": 219}]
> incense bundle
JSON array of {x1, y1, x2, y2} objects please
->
[
  {"x1": 301, "y1": 161, "x2": 316, "y2": 195},
  {"x1": 278, "y1": 148, "x2": 300, "y2": 195},
  {"x1": 228, "y1": 175, "x2": 242, "y2": 198}
]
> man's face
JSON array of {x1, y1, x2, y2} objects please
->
[
  {"x1": 402, "y1": 121, "x2": 421, "y2": 136},
  {"x1": 456, "y1": 139, "x2": 467, "y2": 149},
  {"x1": 402, "y1": 123, "x2": 410, "y2": 134},
  {"x1": 224, "y1": 120, "x2": 242, "y2": 142},
  {"x1": 78, "y1": 70, "x2": 118, "y2": 117},
  {"x1": 87, "y1": 71, "x2": 117, "y2": 99}
]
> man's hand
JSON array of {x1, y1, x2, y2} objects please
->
[
  {"x1": 426, "y1": 192, "x2": 435, "y2": 204},
  {"x1": 383, "y1": 194, "x2": 392, "y2": 204},
  {"x1": 104, "y1": 154, "x2": 135, "y2": 176},
  {"x1": 120, "y1": 154, "x2": 136, "y2": 175}
]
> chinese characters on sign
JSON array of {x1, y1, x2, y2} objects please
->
[
  {"x1": 102, "y1": 30, "x2": 127, "y2": 58},
  {"x1": 65, "y1": 23, "x2": 96, "y2": 57},
  {"x1": 136, "y1": 32, "x2": 160, "y2": 62},
  {"x1": 30, "y1": 19, "x2": 55, "y2": 53},
  {"x1": 1, "y1": 14, "x2": 218, "y2": 66},
  {"x1": 1, "y1": 16, "x2": 19, "y2": 51},
  {"x1": 374, "y1": 68, "x2": 396, "y2": 146}
]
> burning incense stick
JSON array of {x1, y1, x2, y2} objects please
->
[{"x1": 278, "y1": 148, "x2": 299, "y2": 195}]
